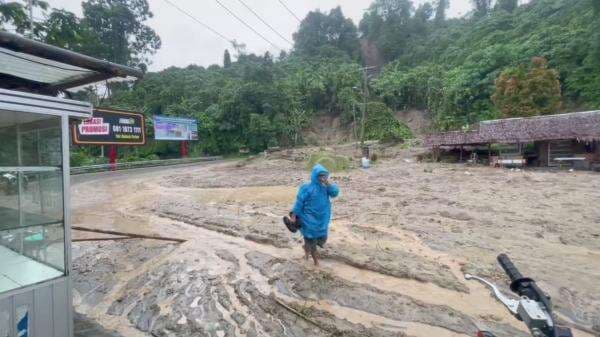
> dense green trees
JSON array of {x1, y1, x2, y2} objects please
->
[
  {"x1": 293, "y1": 7, "x2": 360, "y2": 60},
  {"x1": 495, "y1": 0, "x2": 518, "y2": 13},
  {"x1": 367, "y1": 0, "x2": 600, "y2": 129},
  {"x1": 0, "y1": 0, "x2": 160, "y2": 68},
  {"x1": 3, "y1": 0, "x2": 600, "y2": 157},
  {"x1": 472, "y1": 0, "x2": 492, "y2": 18},
  {"x1": 359, "y1": 0, "x2": 417, "y2": 62},
  {"x1": 80, "y1": 0, "x2": 160, "y2": 67},
  {"x1": 0, "y1": 0, "x2": 48, "y2": 36},
  {"x1": 434, "y1": 0, "x2": 449, "y2": 23},
  {"x1": 0, "y1": 2, "x2": 30, "y2": 31},
  {"x1": 42, "y1": 9, "x2": 90, "y2": 51},
  {"x1": 108, "y1": 53, "x2": 365, "y2": 154},
  {"x1": 492, "y1": 57, "x2": 562, "y2": 117}
]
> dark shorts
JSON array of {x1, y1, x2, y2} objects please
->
[{"x1": 303, "y1": 236, "x2": 327, "y2": 254}]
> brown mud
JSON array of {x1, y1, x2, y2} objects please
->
[{"x1": 71, "y1": 146, "x2": 600, "y2": 337}]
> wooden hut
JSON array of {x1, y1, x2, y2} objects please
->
[{"x1": 424, "y1": 111, "x2": 600, "y2": 169}]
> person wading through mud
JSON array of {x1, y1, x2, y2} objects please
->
[{"x1": 283, "y1": 164, "x2": 340, "y2": 266}]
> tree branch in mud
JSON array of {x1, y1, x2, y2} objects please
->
[
  {"x1": 72, "y1": 226, "x2": 187, "y2": 243},
  {"x1": 273, "y1": 297, "x2": 332, "y2": 333}
]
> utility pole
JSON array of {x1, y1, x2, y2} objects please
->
[
  {"x1": 359, "y1": 66, "x2": 375, "y2": 148},
  {"x1": 28, "y1": 0, "x2": 34, "y2": 38},
  {"x1": 352, "y1": 103, "x2": 357, "y2": 145}
]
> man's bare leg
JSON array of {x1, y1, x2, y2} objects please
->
[
  {"x1": 303, "y1": 243, "x2": 310, "y2": 260},
  {"x1": 311, "y1": 251, "x2": 319, "y2": 267}
]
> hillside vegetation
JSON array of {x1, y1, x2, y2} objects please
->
[
  {"x1": 2, "y1": 0, "x2": 600, "y2": 157},
  {"x1": 372, "y1": 0, "x2": 600, "y2": 129}
]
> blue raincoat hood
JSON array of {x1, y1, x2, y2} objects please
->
[
  {"x1": 311, "y1": 164, "x2": 330, "y2": 184},
  {"x1": 292, "y1": 164, "x2": 340, "y2": 239}
]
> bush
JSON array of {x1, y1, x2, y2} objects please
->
[
  {"x1": 70, "y1": 150, "x2": 109, "y2": 167},
  {"x1": 70, "y1": 151, "x2": 91, "y2": 167},
  {"x1": 121, "y1": 153, "x2": 160, "y2": 163},
  {"x1": 364, "y1": 102, "x2": 413, "y2": 143},
  {"x1": 121, "y1": 155, "x2": 141, "y2": 163},
  {"x1": 307, "y1": 152, "x2": 350, "y2": 172}
]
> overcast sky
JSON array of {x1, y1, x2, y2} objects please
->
[{"x1": 48, "y1": 0, "x2": 477, "y2": 71}]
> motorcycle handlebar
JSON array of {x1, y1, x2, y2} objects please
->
[
  {"x1": 493, "y1": 254, "x2": 574, "y2": 337},
  {"x1": 497, "y1": 253, "x2": 524, "y2": 283}
]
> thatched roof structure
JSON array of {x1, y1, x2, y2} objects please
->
[{"x1": 424, "y1": 110, "x2": 600, "y2": 147}]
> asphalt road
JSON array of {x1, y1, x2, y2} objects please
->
[{"x1": 71, "y1": 159, "x2": 225, "y2": 185}]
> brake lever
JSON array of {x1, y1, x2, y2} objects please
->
[{"x1": 465, "y1": 273, "x2": 519, "y2": 316}]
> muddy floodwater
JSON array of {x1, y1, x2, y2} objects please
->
[{"x1": 71, "y1": 147, "x2": 600, "y2": 337}]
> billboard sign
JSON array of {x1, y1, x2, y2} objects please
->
[
  {"x1": 154, "y1": 116, "x2": 198, "y2": 141},
  {"x1": 72, "y1": 108, "x2": 146, "y2": 145}
]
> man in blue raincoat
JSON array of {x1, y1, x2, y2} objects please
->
[{"x1": 285, "y1": 164, "x2": 340, "y2": 266}]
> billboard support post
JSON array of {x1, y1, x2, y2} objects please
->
[
  {"x1": 181, "y1": 141, "x2": 189, "y2": 158},
  {"x1": 109, "y1": 145, "x2": 117, "y2": 171}
]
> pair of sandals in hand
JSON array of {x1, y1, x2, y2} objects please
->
[{"x1": 283, "y1": 212, "x2": 302, "y2": 233}]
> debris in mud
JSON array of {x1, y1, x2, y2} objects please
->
[
  {"x1": 158, "y1": 209, "x2": 292, "y2": 249},
  {"x1": 108, "y1": 260, "x2": 236, "y2": 337},
  {"x1": 246, "y1": 251, "x2": 479, "y2": 335},
  {"x1": 73, "y1": 240, "x2": 176, "y2": 309},
  {"x1": 235, "y1": 278, "x2": 406, "y2": 337},
  {"x1": 92, "y1": 246, "x2": 412, "y2": 337}
]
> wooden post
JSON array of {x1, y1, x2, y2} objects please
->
[
  {"x1": 459, "y1": 146, "x2": 464, "y2": 163},
  {"x1": 547, "y1": 142, "x2": 551, "y2": 167},
  {"x1": 433, "y1": 146, "x2": 440, "y2": 162}
]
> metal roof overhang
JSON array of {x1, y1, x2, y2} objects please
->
[
  {"x1": 0, "y1": 32, "x2": 144, "y2": 95},
  {"x1": 0, "y1": 88, "x2": 92, "y2": 118}
]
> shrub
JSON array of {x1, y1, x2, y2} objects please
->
[
  {"x1": 363, "y1": 102, "x2": 413, "y2": 143},
  {"x1": 307, "y1": 152, "x2": 350, "y2": 172},
  {"x1": 70, "y1": 150, "x2": 109, "y2": 167}
]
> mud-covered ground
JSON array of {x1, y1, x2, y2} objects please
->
[{"x1": 71, "y1": 146, "x2": 600, "y2": 337}]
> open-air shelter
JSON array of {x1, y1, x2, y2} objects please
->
[{"x1": 424, "y1": 111, "x2": 600, "y2": 169}]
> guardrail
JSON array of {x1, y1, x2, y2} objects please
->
[{"x1": 70, "y1": 156, "x2": 222, "y2": 175}]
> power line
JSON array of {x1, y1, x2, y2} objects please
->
[
  {"x1": 236, "y1": 0, "x2": 293, "y2": 46},
  {"x1": 277, "y1": 0, "x2": 301, "y2": 23},
  {"x1": 162, "y1": 0, "x2": 233, "y2": 44},
  {"x1": 214, "y1": 0, "x2": 282, "y2": 51}
]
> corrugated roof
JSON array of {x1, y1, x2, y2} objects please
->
[
  {"x1": 0, "y1": 47, "x2": 95, "y2": 84},
  {"x1": 0, "y1": 32, "x2": 143, "y2": 95},
  {"x1": 424, "y1": 110, "x2": 600, "y2": 147}
]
